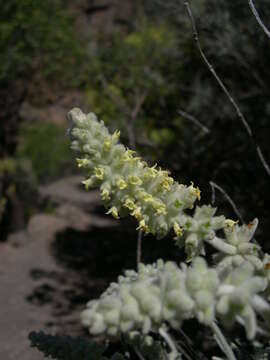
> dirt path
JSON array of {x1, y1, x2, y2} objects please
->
[
  {"x1": 0, "y1": 220, "x2": 64, "y2": 360},
  {"x1": 0, "y1": 177, "x2": 113, "y2": 360}
]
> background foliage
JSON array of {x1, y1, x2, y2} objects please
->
[
  {"x1": 17, "y1": 123, "x2": 73, "y2": 182},
  {"x1": 0, "y1": 0, "x2": 269, "y2": 250}
]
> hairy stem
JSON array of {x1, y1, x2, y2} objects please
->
[
  {"x1": 211, "y1": 322, "x2": 236, "y2": 360},
  {"x1": 159, "y1": 327, "x2": 180, "y2": 360},
  {"x1": 137, "y1": 230, "x2": 143, "y2": 269}
]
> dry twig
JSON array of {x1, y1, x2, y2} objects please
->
[
  {"x1": 248, "y1": 0, "x2": 270, "y2": 40},
  {"x1": 182, "y1": 0, "x2": 270, "y2": 178},
  {"x1": 178, "y1": 108, "x2": 210, "y2": 135},
  {"x1": 210, "y1": 181, "x2": 244, "y2": 224}
]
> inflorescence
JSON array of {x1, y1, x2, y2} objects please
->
[{"x1": 68, "y1": 108, "x2": 270, "y2": 341}]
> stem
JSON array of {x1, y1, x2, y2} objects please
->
[
  {"x1": 248, "y1": 0, "x2": 270, "y2": 40},
  {"x1": 209, "y1": 181, "x2": 244, "y2": 223},
  {"x1": 178, "y1": 109, "x2": 210, "y2": 135},
  {"x1": 210, "y1": 322, "x2": 236, "y2": 360},
  {"x1": 137, "y1": 230, "x2": 143, "y2": 269},
  {"x1": 134, "y1": 346, "x2": 146, "y2": 360},
  {"x1": 159, "y1": 327, "x2": 180, "y2": 360}
]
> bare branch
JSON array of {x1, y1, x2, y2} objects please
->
[
  {"x1": 128, "y1": 90, "x2": 148, "y2": 149},
  {"x1": 182, "y1": 0, "x2": 270, "y2": 178},
  {"x1": 256, "y1": 145, "x2": 270, "y2": 177},
  {"x1": 210, "y1": 181, "x2": 244, "y2": 223},
  {"x1": 178, "y1": 109, "x2": 210, "y2": 134},
  {"x1": 131, "y1": 91, "x2": 148, "y2": 120},
  {"x1": 248, "y1": 0, "x2": 270, "y2": 40},
  {"x1": 126, "y1": 122, "x2": 136, "y2": 149}
]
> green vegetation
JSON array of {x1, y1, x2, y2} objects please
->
[
  {"x1": 0, "y1": 0, "x2": 82, "y2": 234},
  {"x1": 0, "y1": 0, "x2": 82, "y2": 157},
  {"x1": 0, "y1": 0, "x2": 80, "y2": 84},
  {"x1": 85, "y1": 23, "x2": 181, "y2": 150},
  {"x1": 0, "y1": 157, "x2": 37, "y2": 240},
  {"x1": 17, "y1": 123, "x2": 73, "y2": 182}
]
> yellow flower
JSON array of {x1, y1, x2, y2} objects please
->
[
  {"x1": 148, "y1": 165, "x2": 158, "y2": 178},
  {"x1": 76, "y1": 158, "x2": 90, "y2": 168},
  {"x1": 153, "y1": 202, "x2": 167, "y2": 215},
  {"x1": 94, "y1": 166, "x2": 105, "y2": 180},
  {"x1": 128, "y1": 175, "x2": 143, "y2": 186},
  {"x1": 195, "y1": 187, "x2": 201, "y2": 201},
  {"x1": 131, "y1": 206, "x2": 143, "y2": 220},
  {"x1": 126, "y1": 149, "x2": 136, "y2": 156},
  {"x1": 137, "y1": 219, "x2": 150, "y2": 233},
  {"x1": 106, "y1": 206, "x2": 119, "y2": 219},
  {"x1": 149, "y1": 198, "x2": 167, "y2": 215},
  {"x1": 103, "y1": 140, "x2": 112, "y2": 150},
  {"x1": 130, "y1": 156, "x2": 141, "y2": 164},
  {"x1": 116, "y1": 178, "x2": 128, "y2": 190},
  {"x1": 225, "y1": 219, "x2": 238, "y2": 227},
  {"x1": 137, "y1": 160, "x2": 147, "y2": 169},
  {"x1": 173, "y1": 222, "x2": 183, "y2": 237},
  {"x1": 124, "y1": 197, "x2": 136, "y2": 211},
  {"x1": 112, "y1": 130, "x2": 121, "y2": 141},
  {"x1": 121, "y1": 152, "x2": 132, "y2": 163},
  {"x1": 101, "y1": 189, "x2": 110, "y2": 201},
  {"x1": 82, "y1": 178, "x2": 94, "y2": 190},
  {"x1": 161, "y1": 176, "x2": 174, "y2": 191},
  {"x1": 139, "y1": 191, "x2": 153, "y2": 203},
  {"x1": 190, "y1": 182, "x2": 201, "y2": 201}
]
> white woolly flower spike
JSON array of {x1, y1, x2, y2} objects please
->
[
  {"x1": 214, "y1": 219, "x2": 262, "y2": 272},
  {"x1": 175, "y1": 205, "x2": 227, "y2": 260},
  {"x1": 68, "y1": 108, "x2": 263, "y2": 265},
  {"x1": 81, "y1": 258, "x2": 270, "y2": 339},
  {"x1": 216, "y1": 261, "x2": 268, "y2": 339},
  {"x1": 81, "y1": 258, "x2": 210, "y2": 337},
  {"x1": 68, "y1": 108, "x2": 200, "y2": 239}
]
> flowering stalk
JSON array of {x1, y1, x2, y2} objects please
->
[
  {"x1": 68, "y1": 108, "x2": 260, "y2": 263},
  {"x1": 80, "y1": 257, "x2": 269, "y2": 340},
  {"x1": 68, "y1": 108, "x2": 270, "y2": 343},
  {"x1": 68, "y1": 108, "x2": 200, "y2": 240}
]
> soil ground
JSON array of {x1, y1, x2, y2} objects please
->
[{"x1": 0, "y1": 177, "x2": 115, "y2": 360}]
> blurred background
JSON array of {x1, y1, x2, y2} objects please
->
[{"x1": 0, "y1": 0, "x2": 270, "y2": 359}]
